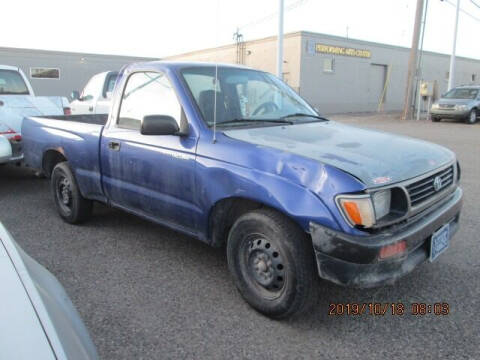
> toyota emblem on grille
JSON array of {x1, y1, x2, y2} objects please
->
[{"x1": 433, "y1": 176, "x2": 443, "y2": 191}]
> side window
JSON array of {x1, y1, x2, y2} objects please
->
[
  {"x1": 81, "y1": 74, "x2": 103, "y2": 100},
  {"x1": 105, "y1": 73, "x2": 118, "y2": 96},
  {"x1": 118, "y1": 72, "x2": 181, "y2": 130}
]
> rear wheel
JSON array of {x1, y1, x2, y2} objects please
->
[
  {"x1": 51, "y1": 162, "x2": 92, "y2": 224},
  {"x1": 466, "y1": 109, "x2": 477, "y2": 124},
  {"x1": 227, "y1": 209, "x2": 317, "y2": 319}
]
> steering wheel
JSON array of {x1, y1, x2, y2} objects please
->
[{"x1": 252, "y1": 101, "x2": 279, "y2": 116}]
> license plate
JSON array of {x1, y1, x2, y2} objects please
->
[{"x1": 430, "y1": 223, "x2": 450, "y2": 262}]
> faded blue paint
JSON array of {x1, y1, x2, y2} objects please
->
[{"x1": 21, "y1": 61, "x2": 456, "y2": 243}]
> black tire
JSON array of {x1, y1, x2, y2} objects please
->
[
  {"x1": 51, "y1": 162, "x2": 92, "y2": 224},
  {"x1": 227, "y1": 208, "x2": 317, "y2": 319},
  {"x1": 466, "y1": 109, "x2": 477, "y2": 124},
  {"x1": 431, "y1": 116, "x2": 440, "y2": 122}
]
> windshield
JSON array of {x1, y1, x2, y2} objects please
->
[
  {"x1": 0, "y1": 69, "x2": 29, "y2": 95},
  {"x1": 443, "y1": 88, "x2": 478, "y2": 100},
  {"x1": 181, "y1": 66, "x2": 318, "y2": 127}
]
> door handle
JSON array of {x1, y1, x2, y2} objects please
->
[
  {"x1": 108, "y1": 141, "x2": 121, "y2": 151},
  {"x1": 88, "y1": 106, "x2": 94, "y2": 112}
]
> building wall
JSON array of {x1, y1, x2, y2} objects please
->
[
  {"x1": 299, "y1": 32, "x2": 480, "y2": 114},
  {"x1": 0, "y1": 47, "x2": 154, "y2": 97},
  {"x1": 5, "y1": 32, "x2": 478, "y2": 114},
  {"x1": 165, "y1": 33, "x2": 302, "y2": 91},
  {"x1": 168, "y1": 31, "x2": 480, "y2": 114}
]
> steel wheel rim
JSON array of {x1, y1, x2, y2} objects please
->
[
  {"x1": 241, "y1": 234, "x2": 287, "y2": 299},
  {"x1": 56, "y1": 175, "x2": 73, "y2": 215}
]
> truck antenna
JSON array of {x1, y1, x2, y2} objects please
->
[{"x1": 212, "y1": 0, "x2": 220, "y2": 144}]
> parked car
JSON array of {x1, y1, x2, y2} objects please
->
[
  {"x1": 22, "y1": 62, "x2": 463, "y2": 318},
  {"x1": 0, "y1": 222, "x2": 98, "y2": 359},
  {"x1": 0, "y1": 64, "x2": 69, "y2": 165},
  {"x1": 70, "y1": 71, "x2": 118, "y2": 115},
  {"x1": 430, "y1": 85, "x2": 480, "y2": 124}
]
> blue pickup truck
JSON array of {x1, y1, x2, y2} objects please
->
[{"x1": 22, "y1": 61, "x2": 463, "y2": 318}]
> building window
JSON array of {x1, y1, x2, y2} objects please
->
[
  {"x1": 323, "y1": 58, "x2": 334, "y2": 73},
  {"x1": 472, "y1": 74, "x2": 476, "y2": 82},
  {"x1": 30, "y1": 67, "x2": 60, "y2": 79}
]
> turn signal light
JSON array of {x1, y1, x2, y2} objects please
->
[
  {"x1": 343, "y1": 201, "x2": 362, "y2": 225},
  {"x1": 379, "y1": 241, "x2": 407, "y2": 259}
]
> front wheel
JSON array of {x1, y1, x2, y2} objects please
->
[
  {"x1": 227, "y1": 209, "x2": 317, "y2": 319},
  {"x1": 51, "y1": 162, "x2": 92, "y2": 224},
  {"x1": 431, "y1": 116, "x2": 440, "y2": 122},
  {"x1": 466, "y1": 109, "x2": 477, "y2": 124}
]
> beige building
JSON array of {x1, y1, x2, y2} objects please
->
[{"x1": 167, "y1": 31, "x2": 480, "y2": 114}]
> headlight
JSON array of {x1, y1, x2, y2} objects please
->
[
  {"x1": 336, "y1": 189, "x2": 391, "y2": 228},
  {"x1": 372, "y1": 190, "x2": 391, "y2": 219},
  {"x1": 431, "y1": 103, "x2": 439, "y2": 110},
  {"x1": 455, "y1": 104, "x2": 468, "y2": 111}
]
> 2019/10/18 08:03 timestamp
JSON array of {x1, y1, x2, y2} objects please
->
[{"x1": 328, "y1": 303, "x2": 450, "y2": 316}]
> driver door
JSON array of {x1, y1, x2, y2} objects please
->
[{"x1": 101, "y1": 71, "x2": 200, "y2": 233}]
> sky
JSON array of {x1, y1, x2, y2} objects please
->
[{"x1": 1, "y1": 0, "x2": 480, "y2": 59}]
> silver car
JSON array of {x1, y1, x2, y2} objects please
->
[
  {"x1": 430, "y1": 85, "x2": 480, "y2": 124},
  {"x1": 0, "y1": 222, "x2": 98, "y2": 360}
]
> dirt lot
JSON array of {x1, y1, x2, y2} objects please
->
[{"x1": 0, "y1": 113, "x2": 479, "y2": 359}]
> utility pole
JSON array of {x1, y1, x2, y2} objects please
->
[
  {"x1": 277, "y1": 0, "x2": 284, "y2": 79},
  {"x1": 402, "y1": 0, "x2": 425, "y2": 120},
  {"x1": 448, "y1": 0, "x2": 461, "y2": 90}
]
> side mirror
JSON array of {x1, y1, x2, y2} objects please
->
[
  {"x1": 71, "y1": 90, "x2": 80, "y2": 101},
  {"x1": 141, "y1": 115, "x2": 180, "y2": 136}
]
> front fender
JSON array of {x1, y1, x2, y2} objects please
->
[
  {"x1": 195, "y1": 133, "x2": 367, "y2": 237},
  {"x1": 196, "y1": 155, "x2": 342, "y2": 237}
]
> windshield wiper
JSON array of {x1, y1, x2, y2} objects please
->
[
  {"x1": 281, "y1": 113, "x2": 328, "y2": 121},
  {"x1": 215, "y1": 118, "x2": 293, "y2": 127}
]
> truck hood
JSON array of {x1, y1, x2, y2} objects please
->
[
  {"x1": 0, "y1": 95, "x2": 65, "y2": 133},
  {"x1": 224, "y1": 121, "x2": 455, "y2": 188}
]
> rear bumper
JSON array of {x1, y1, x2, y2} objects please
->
[
  {"x1": 310, "y1": 187, "x2": 463, "y2": 288},
  {"x1": 0, "y1": 136, "x2": 23, "y2": 164}
]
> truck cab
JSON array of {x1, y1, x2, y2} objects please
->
[{"x1": 70, "y1": 71, "x2": 118, "y2": 115}]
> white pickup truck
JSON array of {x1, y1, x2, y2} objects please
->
[
  {"x1": 69, "y1": 71, "x2": 118, "y2": 115},
  {"x1": 0, "y1": 65, "x2": 69, "y2": 165}
]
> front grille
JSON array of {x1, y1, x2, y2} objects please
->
[
  {"x1": 439, "y1": 104, "x2": 455, "y2": 109},
  {"x1": 406, "y1": 166, "x2": 454, "y2": 207}
]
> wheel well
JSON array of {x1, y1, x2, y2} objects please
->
[
  {"x1": 208, "y1": 198, "x2": 264, "y2": 248},
  {"x1": 42, "y1": 150, "x2": 67, "y2": 177}
]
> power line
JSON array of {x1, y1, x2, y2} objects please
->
[
  {"x1": 444, "y1": 0, "x2": 480, "y2": 22},
  {"x1": 238, "y1": 0, "x2": 310, "y2": 31},
  {"x1": 470, "y1": 0, "x2": 480, "y2": 9}
]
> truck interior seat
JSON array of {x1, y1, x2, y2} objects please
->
[{"x1": 198, "y1": 90, "x2": 226, "y2": 124}]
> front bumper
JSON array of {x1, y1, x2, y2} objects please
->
[
  {"x1": 310, "y1": 187, "x2": 463, "y2": 288},
  {"x1": 430, "y1": 108, "x2": 469, "y2": 119}
]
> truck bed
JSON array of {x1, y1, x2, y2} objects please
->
[{"x1": 22, "y1": 114, "x2": 108, "y2": 202}]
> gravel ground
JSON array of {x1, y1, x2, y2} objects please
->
[{"x1": 0, "y1": 113, "x2": 479, "y2": 360}]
